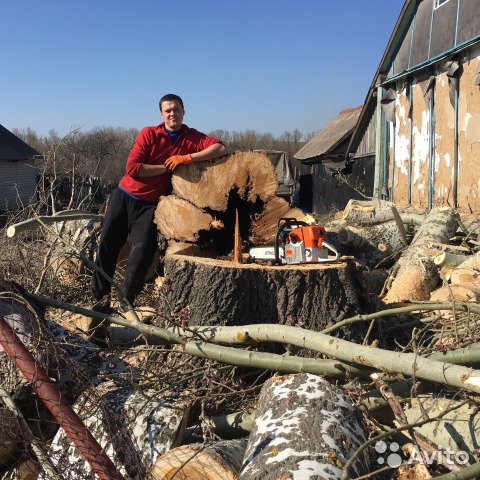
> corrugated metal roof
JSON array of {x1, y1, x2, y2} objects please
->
[
  {"x1": 294, "y1": 106, "x2": 362, "y2": 162},
  {"x1": 0, "y1": 124, "x2": 40, "y2": 161}
]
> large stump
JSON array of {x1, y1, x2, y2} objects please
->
[{"x1": 161, "y1": 254, "x2": 363, "y2": 339}]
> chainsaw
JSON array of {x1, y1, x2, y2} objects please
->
[{"x1": 249, "y1": 217, "x2": 340, "y2": 265}]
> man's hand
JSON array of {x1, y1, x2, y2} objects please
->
[{"x1": 165, "y1": 154, "x2": 193, "y2": 171}]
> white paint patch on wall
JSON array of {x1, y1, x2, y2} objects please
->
[
  {"x1": 411, "y1": 109, "x2": 430, "y2": 185},
  {"x1": 465, "y1": 113, "x2": 480, "y2": 144}
]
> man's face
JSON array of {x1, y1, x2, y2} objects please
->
[{"x1": 160, "y1": 100, "x2": 185, "y2": 131}]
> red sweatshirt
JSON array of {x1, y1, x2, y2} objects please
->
[{"x1": 118, "y1": 123, "x2": 223, "y2": 203}]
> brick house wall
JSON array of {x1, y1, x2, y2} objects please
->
[{"x1": 0, "y1": 160, "x2": 39, "y2": 211}]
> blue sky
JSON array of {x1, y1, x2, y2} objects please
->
[{"x1": 1, "y1": 1, "x2": 405, "y2": 139}]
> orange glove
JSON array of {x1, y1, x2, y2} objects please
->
[{"x1": 165, "y1": 154, "x2": 193, "y2": 171}]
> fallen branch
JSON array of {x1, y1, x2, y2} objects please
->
[
  {"x1": 26, "y1": 293, "x2": 480, "y2": 394},
  {"x1": 6, "y1": 212, "x2": 103, "y2": 238}
]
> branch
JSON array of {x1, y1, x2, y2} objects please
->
[
  {"x1": 27, "y1": 293, "x2": 480, "y2": 393},
  {"x1": 6, "y1": 212, "x2": 103, "y2": 238}
]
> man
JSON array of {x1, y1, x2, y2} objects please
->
[{"x1": 91, "y1": 93, "x2": 227, "y2": 312}]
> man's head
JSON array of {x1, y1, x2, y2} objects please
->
[{"x1": 160, "y1": 94, "x2": 185, "y2": 131}]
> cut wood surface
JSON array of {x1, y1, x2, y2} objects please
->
[
  {"x1": 341, "y1": 199, "x2": 398, "y2": 225},
  {"x1": 171, "y1": 151, "x2": 278, "y2": 211},
  {"x1": 155, "y1": 150, "x2": 307, "y2": 258},
  {"x1": 153, "y1": 438, "x2": 248, "y2": 480},
  {"x1": 430, "y1": 282, "x2": 480, "y2": 303},
  {"x1": 383, "y1": 207, "x2": 460, "y2": 303},
  {"x1": 238, "y1": 373, "x2": 370, "y2": 480},
  {"x1": 249, "y1": 195, "x2": 308, "y2": 245},
  {"x1": 162, "y1": 254, "x2": 364, "y2": 339},
  {"x1": 449, "y1": 266, "x2": 480, "y2": 285},
  {"x1": 155, "y1": 195, "x2": 221, "y2": 242}
]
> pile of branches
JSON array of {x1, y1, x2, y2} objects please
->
[{"x1": 1, "y1": 200, "x2": 480, "y2": 479}]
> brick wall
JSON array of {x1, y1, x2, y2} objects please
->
[{"x1": 0, "y1": 161, "x2": 39, "y2": 211}]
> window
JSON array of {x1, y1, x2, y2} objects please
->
[{"x1": 435, "y1": 0, "x2": 450, "y2": 8}]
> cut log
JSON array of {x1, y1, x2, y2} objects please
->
[
  {"x1": 41, "y1": 385, "x2": 190, "y2": 480},
  {"x1": 337, "y1": 220, "x2": 406, "y2": 268},
  {"x1": 430, "y1": 283, "x2": 480, "y2": 303},
  {"x1": 155, "y1": 195, "x2": 224, "y2": 243},
  {"x1": 455, "y1": 250, "x2": 480, "y2": 271},
  {"x1": 162, "y1": 254, "x2": 364, "y2": 340},
  {"x1": 154, "y1": 151, "x2": 307, "y2": 259},
  {"x1": 383, "y1": 207, "x2": 460, "y2": 303},
  {"x1": 171, "y1": 151, "x2": 278, "y2": 211},
  {"x1": 238, "y1": 373, "x2": 370, "y2": 480},
  {"x1": 449, "y1": 267, "x2": 480, "y2": 285},
  {"x1": 433, "y1": 251, "x2": 471, "y2": 269},
  {"x1": 153, "y1": 438, "x2": 248, "y2": 480},
  {"x1": 341, "y1": 199, "x2": 399, "y2": 225}
]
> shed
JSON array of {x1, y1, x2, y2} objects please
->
[
  {"x1": 0, "y1": 124, "x2": 41, "y2": 211},
  {"x1": 346, "y1": 0, "x2": 480, "y2": 211},
  {"x1": 293, "y1": 106, "x2": 373, "y2": 214}
]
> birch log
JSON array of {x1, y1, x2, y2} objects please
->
[
  {"x1": 341, "y1": 199, "x2": 399, "y2": 225},
  {"x1": 337, "y1": 220, "x2": 406, "y2": 268},
  {"x1": 41, "y1": 385, "x2": 190, "y2": 480},
  {"x1": 238, "y1": 373, "x2": 369, "y2": 480},
  {"x1": 383, "y1": 207, "x2": 460, "y2": 303},
  {"x1": 153, "y1": 438, "x2": 248, "y2": 480}
]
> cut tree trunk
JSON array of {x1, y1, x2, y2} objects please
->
[
  {"x1": 161, "y1": 254, "x2": 364, "y2": 340},
  {"x1": 153, "y1": 438, "x2": 248, "y2": 480},
  {"x1": 383, "y1": 207, "x2": 460, "y2": 304},
  {"x1": 154, "y1": 151, "x2": 308, "y2": 258},
  {"x1": 238, "y1": 373, "x2": 370, "y2": 480}
]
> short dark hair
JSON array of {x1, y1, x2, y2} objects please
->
[{"x1": 159, "y1": 94, "x2": 184, "y2": 112}]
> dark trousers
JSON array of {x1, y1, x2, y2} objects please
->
[{"x1": 91, "y1": 187, "x2": 158, "y2": 304}]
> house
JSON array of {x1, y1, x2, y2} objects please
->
[
  {"x1": 0, "y1": 124, "x2": 41, "y2": 211},
  {"x1": 294, "y1": 106, "x2": 373, "y2": 214},
  {"x1": 346, "y1": 0, "x2": 480, "y2": 211}
]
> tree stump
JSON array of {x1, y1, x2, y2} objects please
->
[
  {"x1": 238, "y1": 373, "x2": 370, "y2": 480},
  {"x1": 161, "y1": 254, "x2": 364, "y2": 340}
]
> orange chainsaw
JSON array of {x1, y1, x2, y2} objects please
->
[{"x1": 249, "y1": 217, "x2": 339, "y2": 265}]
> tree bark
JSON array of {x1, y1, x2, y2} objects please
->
[
  {"x1": 383, "y1": 207, "x2": 461, "y2": 304},
  {"x1": 153, "y1": 438, "x2": 248, "y2": 480},
  {"x1": 238, "y1": 373, "x2": 370, "y2": 480},
  {"x1": 161, "y1": 254, "x2": 364, "y2": 339}
]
